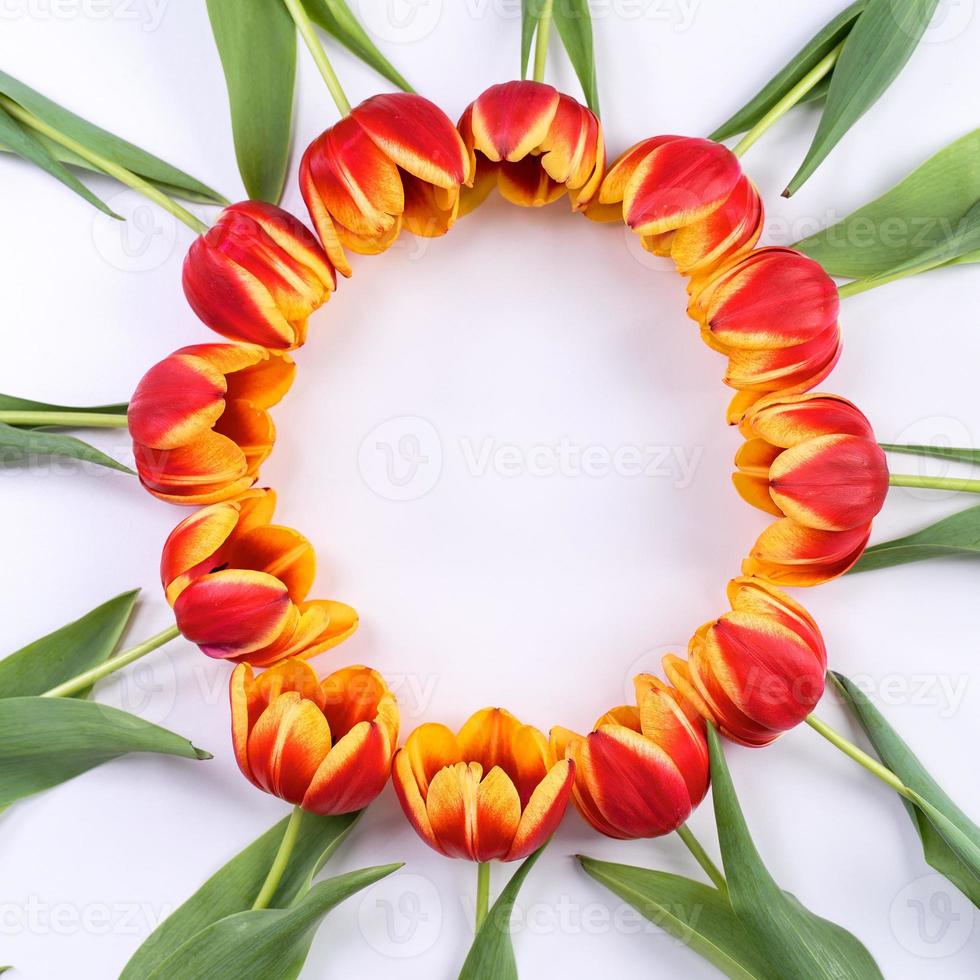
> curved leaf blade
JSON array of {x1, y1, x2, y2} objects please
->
[
  {"x1": 0, "y1": 422, "x2": 133, "y2": 474},
  {"x1": 206, "y1": 0, "x2": 296, "y2": 204},
  {"x1": 0, "y1": 393, "x2": 128, "y2": 418},
  {"x1": 786, "y1": 0, "x2": 941, "y2": 195},
  {"x1": 458, "y1": 844, "x2": 546, "y2": 979},
  {"x1": 880, "y1": 444, "x2": 980, "y2": 466},
  {"x1": 708, "y1": 726, "x2": 884, "y2": 979},
  {"x1": 579, "y1": 858, "x2": 779, "y2": 980},
  {"x1": 0, "y1": 697, "x2": 209, "y2": 807},
  {"x1": 849, "y1": 505, "x2": 980, "y2": 572},
  {"x1": 0, "y1": 590, "x2": 138, "y2": 699},
  {"x1": 302, "y1": 0, "x2": 414, "y2": 92},
  {"x1": 121, "y1": 810, "x2": 359, "y2": 979},
  {"x1": 797, "y1": 128, "x2": 980, "y2": 277},
  {"x1": 833, "y1": 673, "x2": 980, "y2": 906},
  {"x1": 0, "y1": 70, "x2": 224, "y2": 205},
  {"x1": 710, "y1": 1, "x2": 867, "y2": 142},
  {"x1": 144, "y1": 864, "x2": 400, "y2": 980},
  {"x1": 552, "y1": 0, "x2": 600, "y2": 115}
]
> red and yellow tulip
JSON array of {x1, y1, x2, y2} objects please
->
[
  {"x1": 183, "y1": 201, "x2": 335, "y2": 350},
  {"x1": 231, "y1": 658, "x2": 398, "y2": 814},
  {"x1": 161, "y1": 488, "x2": 357, "y2": 666},
  {"x1": 392, "y1": 707, "x2": 574, "y2": 862},
  {"x1": 457, "y1": 81, "x2": 604, "y2": 213},
  {"x1": 300, "y1": 93, "x2": 470, "y2": 277},
  {"x1": 664, "y1": 577, "x2": 827, "y2": 748},
  {"x1": 129, "y1": 343, "x2": 294, "y2": 505},
  {"x1": 550, "y1": 675, "x2": 709, "y2": 840}
]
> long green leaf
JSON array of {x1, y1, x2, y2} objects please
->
[
  {"x1": 849, "y1": 505, "x2": 980, "y2": 572},
  {"x1": 0, "y1": 70, "x2": 224, "y2": 205},
  {"x1": 206, "y1": 0, "x2": 296, "y2": 204},
  {"x1": 121, "y1": 810, "x2": 359, "y2": 979},
  {"x1": 0, "y1": 422, "x2": 133, "y2": 474},
  {"x1": 302, "y1": 0, "x2": 413, "y2": 92},
  {"x1": 0, "y1": 697, "x2": 209, "y2": 806},
  {"x1": 144, "y1": 864, "x2": 400, "y2": 980},
  {"x1": 880, "y1": 444, "x2": 980, "y2": 466},
  {"x1": 786, "y1": 0, "x2": 941, "y2": 195},
  {"x1": 552, "y1": 0, "x2": 600, "y2": 115},
  {"x1": 710, "y1": 2, "x2": 867, "y2": 142},
  {"x1": 0, "y1": 99, "x2": 117, "y2": 216},
  {"x1": 0, "y1": 590, "x2": 138, "y2": 699},
  {"x1": 708, "y1": 726, "x2": 884, "y2": 979},
  {"x1": 579, "y1": 858, "x2": 779, "y2": 980},
  {"x1": 833, "y1": 673, "x2": 980, "y2": 906},
  {"x1": 797, "y1": 128, "x2": 980, "y2": 276},
  {"x1": 458, "y1": 844, "x2": 546, "y2": 979},
  {"x1": 0, "y1": 393, "x2": 128, "y2": 418}
]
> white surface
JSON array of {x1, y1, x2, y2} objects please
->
[{"x1": 1, "y1": 1, "x2": 979, "y2": 977}]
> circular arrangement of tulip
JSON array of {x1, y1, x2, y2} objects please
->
[{"x1": 6, "y1": 3, "x2": 980, "y2": 978}]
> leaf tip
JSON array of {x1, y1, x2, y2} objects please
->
[{"x1": 193, "y1": 747, "x2": 213, "y2": 761}]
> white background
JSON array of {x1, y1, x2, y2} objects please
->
[{"x1": 1, "y1": 1, "x2": 979, "y2": 977}]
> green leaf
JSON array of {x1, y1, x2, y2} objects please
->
[
  {"x1": 832, "y1": 673, "x2": 980, "y2": 906},
  {"x1": 709, "y1": 1, "x2": 867, "y2": 142},
  {"x1": 552, "y1": 0, "x2": 600, "y2": 116},
  {"x1": 797, "y1": 128, "x2": 980, "y2": 277},
  {"x1": 880, "y1": 443, "x2": 980, "y2": 466},
  {"x1": 0, "y1": 697, "x2": 209, "y2": 807},
  {"x1": 520, "y1": 0, "x2": 548, "y2": 80},
  {"x1": 849, "y1": 505, "x2": 980, "y2": 572},
  {"x1": 206, "y1": 0, "x2": 296, "y2": 204},
  {"x1": 0, "y1": 421, "x2": 133, "y2": 474},
  {"x1": 786, "y1": 0, "x2": 941, "y2": 195},
  {"x1": 143, "y1": 864, "x2": 400, "y2": 980},
  {"x1": 0, "y1": 590, "x2": 138, "y2": 699},
  {"x1": 579, "y1": 858, "x2": 779, "y2": 980},
  {"x1": 708, "y1": 726, "x2": 884, "y2": 979},
  {"x1": 302, "y1": 0, "x2": 414, "y2": 92},
  {"x1": 0, "y1": 70, "x2": 225, "y2": 205},
  {"x1": 458, "y1": 845, "x2": 546, "y2": 979},
  {"x1": 121, "y1": 810, "x2": 360, "y2": 979},
  {"x1": 0, "y1": 98, "x2": 118, "y2": 217},
  {"x1": 0, "y1": 393, "x2": 128, "y2": 420}
]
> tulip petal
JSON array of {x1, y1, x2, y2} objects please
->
[
  {"x1": 426, "y1": 761, "x2": 482, "y2": 860},
  {"x1": 302, "y1": 719, "x2": 392, "y2": 815},
  {"x1": 134, "y1": 430, "x2": 249, "y2": 499},
  {"x1": 506, "y1": 758, "x2": 573, "y2": 860},
  {"x1": 470, "y1": 81, "x2": 559, "y2": 162},
  {"x1": 225, "y1": 524, "x2": 316, "y2": 603},
  {"x1": 475, "y1": 765, "x2": 522, "y2": 862},
  {"x1": 741, "y1": 392, "x2": 875, "y2": 446},
  {"x1": 160, "y1": 501, "x2": 241, "y2": 601},
  {"x1": 743, "y1": 519, "x2": 872, "y2": 586},
  {"x1": 392, "y1": 748, "x2": 442, "y2": 853},
  {"x1": 402, "y1": 723, "x2": 461, "y2": 797}
]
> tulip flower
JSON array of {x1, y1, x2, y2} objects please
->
[
  {"x1": 231, "y1": 658, "x2": 398, "y2": 814},
  {"x1": 734, "y1": 392, "x2": 889, "y2": 532},
  {"x1": 183, "y1": 201, "x2": 336, "y2": 350},
  {"x1": 550, "y1": 675, "x2": 709, "y2": 840},
  {"x1": 664, "y1": 577, "x2": 826, "y2": 747},
  {"x1": 742, "y1": 519, "x2": 873, "y2": 587},
  {"x1": 299, "y1": 93, "x2": 470, "y2": 277},
  {"x1": 129, "y1": 344, "x2": 294, "y2": 506},
  {"x1": 392, "y1": 707, "x2": 574, "y2": 863},
  {"x1": 161, "y1": 488, "x2": 357, "y2": 666},
  {"x1": 457, "y1": 81, "x2": 604, "y2": 213}
]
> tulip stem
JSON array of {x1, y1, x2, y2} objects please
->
[
  {"x1": 0, "y1": 94, "x2": 210, "y2": 235},
  {"x1": 532, "y1": 0, "x2": 554, "y2": 84},
  {"x1": 252, "y1": 805, "x2": 304, "y2": 911},
  {"x1": 40, "y1": 624, "x2": 181, "y2": 699},
  {"x1": 731, "y1": 41, "x2": 844, "y2": 160},
  {"x1": 889, "y1": 473, "x2": 980, "y2": 494},
  {"x1": 675, "y1": 824, "x2": 729, "y2": 898},
  {"x1": 0, "y1": 411, "x2": 129, "y2": 429},
  {"x1": 281, "y1": 0, "x2": 352, "y2": 116},
  {"x1": 805, "y1": 713, "x2": 913, "y2": 801},
  {"x1": 475, "y1": 862, "x2": 491, "y2": 931}
]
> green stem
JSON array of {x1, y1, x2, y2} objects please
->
[
  {"x1": 252, "y1": 805, "x2": 304, "y2": 910},
  {"x1": 0, "y1": 95, "x2": 208, "y2": 235},
  {"x1": 0, "y1": 411, "x2": 129, "y2": 429},
  {"x1": 732, "y1": 41, "x2": 844, "y2": 159},
  {"x1": 40, "y1": 624, "x2": 180, "y2": 699},
  {"x1": 475, "y1": 861, "x2": 491, "y2": 931},
  {"x1": 281, "y1": 0, "x2": 352, "y2": 116},
  {"x1": 889, "y1": 473, "x2": 980, "y2": 494},
  {"x1": 675, "y1": 824, "x2": 728, "y2": 898},
  {"x1": 806, "y1": 714, "x2": 913, "y2": 801},
  {"x1": 837, "y1": 257, "x2": 943, "y2": 298},
  {"x1": 532, "y1": 0, "x2": 555, "y2": 84}
]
